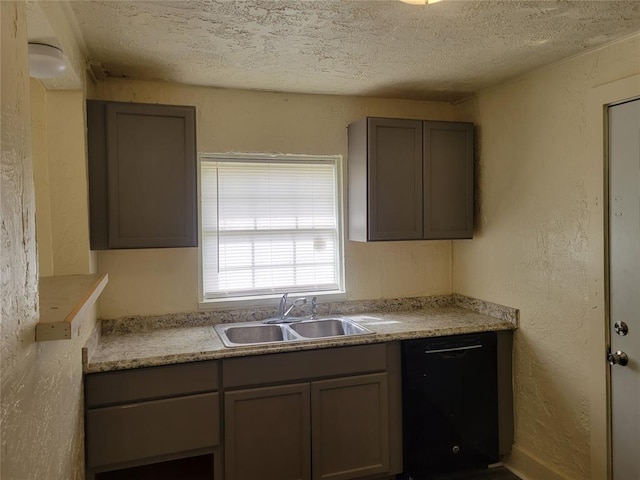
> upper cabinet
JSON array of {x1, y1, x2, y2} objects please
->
[
  {"x1": 87, "y1": 100, "x2": 197, "y2": 250},
  {"x1": 348, "y1": 117, "x2": 474, "y2": 242}
]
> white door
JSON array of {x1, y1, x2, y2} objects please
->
[{"x1": 608, "y1": 98, "x2": 640, "y2": 480}]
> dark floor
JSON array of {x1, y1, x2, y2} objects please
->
[
  {"x1": 95, "y1": 457, "x2": 521, "y2": 480},
  {"x1": 426, "y1": 466, "x2": 522, "y2": 480},
  {"x1": 396, "y1": 466, "x2": 521, "y2": 480}
]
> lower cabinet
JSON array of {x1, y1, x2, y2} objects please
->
[
  {"x1": 84, "y1": 360, "x2": 222, "y2": 480},
  {"x1": 311, "y1": 374, "x2": 390, "y2": 480},
  {"x1": 85, "y1": 344, "x2": 402, "y2": 480},
  {"x1": 224, "y1": 383, "x2": 311, "y2": 480},
  {"x1": 224, "y1": 374, "x2": 389, "y2": 480},
  {"x1": 85, "y1": 336, "x2": 509, "y2": 480},
  {"x1": 222, "y1": 344, "x2": 401, "y2": 480}
]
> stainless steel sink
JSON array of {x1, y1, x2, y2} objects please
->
[
  {"x1": 289, "y1": 317, "x2": 372, "y2": 339},
  {"x1": 215, "y1": 317, "x2": 373, "y2": 347},
  {"x1": 215, "y1": 323, "x2": 299, "y2": 347}
]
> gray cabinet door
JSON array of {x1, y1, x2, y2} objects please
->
[
  {"x1": 367, "y1": 118, "x2": 424, "y2": 241},
  {"x1": 88, "y1": 100, "x2": 197, "y2": 249},
  {"x1": 224, "y1": 383, "x2": 311, "y2": 480},
  {"x1": 311, "y1": 373, "x2": 390, "y2": 480},
  {"x1": 423, "y1": 121, "x2": 474, "y2": 239}
]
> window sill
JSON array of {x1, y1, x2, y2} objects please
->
[
  {"x1": 37, "y1": 273, "x2": 108, "y2": 342},
  {"x1": 198, "y1": 290, "x2": 347, "y2": 311}
]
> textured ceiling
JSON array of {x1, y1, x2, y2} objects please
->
[{"x1": 68, "y1": 0, "x2": 640, "y2": 101}]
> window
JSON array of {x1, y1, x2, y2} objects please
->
[{"x1": 199, "y1": 153, "x2": 344, "y2": 301}]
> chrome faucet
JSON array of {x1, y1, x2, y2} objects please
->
[
  {"x1": 311, "y1": 296, "x2": 318, "y2": 319},
  {"x1": 265, "y1": 293, "x2": 307, "y2": 323},
  {"x1": 283, "y1": 296, "x2": 307, "y2": 319},
  {"x1": 278, "y1": 292, "x2": 289, "y2": 318}
]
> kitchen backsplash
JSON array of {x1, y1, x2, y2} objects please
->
[{"x1": 100, "y1": 294, "x2": 518, "y2": 336}]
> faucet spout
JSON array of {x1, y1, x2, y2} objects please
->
[
  {"x1": 284, "y1": 297, "x2": 307, "y2": 318},
  {"x1": 264, "y1": 293, "x2": 308, "y2": 324}
]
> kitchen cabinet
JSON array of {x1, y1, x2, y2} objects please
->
[
  {"x1": 87, "y1": 100, "x2": 197, "y2": 250},
  {"x1": 84, "y1": 360, "x2": 221, "y2": 480},
  {"x1": 311, "y1": 374, "x2": 390, "y2": 480},
  {"x1": 84, "y1": 345, "x2": 401, "y2": 480},
  {"x1": 348, "y1": 117, "x2": 474, "y2": 241},
  {"x1": 225, "y1": 383, "x2": 311, "y2": 480},
  {"x1": 222, "y1": 343, "x2": 402, "y2": 480}
]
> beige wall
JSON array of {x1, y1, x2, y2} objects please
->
[
  {"x1": 93, "y1": 80, "x2": 457, "y2": 318},
  {"x1": 31, "y1": 80, "x2": 94, "y2": 277},
  {"x1": 1, "y1": 3, "x2": 97, "y2": 479},
  {"x1": 45, "y1": 89, "x2": 94, "y2": 275},
  {"x1": 31, "y1": 78, "x2": 55, "y2": 276},
  {"x1": 453, "y1": 35, "x2": 640, "y2": 480}
]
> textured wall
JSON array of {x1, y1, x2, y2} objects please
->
[
  {"x1": 1, "y1": 1, "x2": 40, "y2": 465},
  {"x1": 453, "y1": 36, "x2": 640, "y2": 480},
  {"x1": 93, "y1": 80, "x2": 457, "y2": 318},
  {"x1": 1, "y1": 3, "x2": 97, "y2": 479}
]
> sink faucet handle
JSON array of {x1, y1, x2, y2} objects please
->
[
  {"x1": 279, "y1": 293, "x2": 289, "y2": 319},
  {"x1": 311, "y1": 296, "x2": 318, "y2": 319}
]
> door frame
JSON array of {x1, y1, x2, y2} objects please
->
[{"x1": 586, "y1": 74, "x2": 640, "y2": 480}]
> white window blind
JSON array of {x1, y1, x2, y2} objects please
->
[{"x1": 200, "y1": 154, "x2": 343, "y2": 300}]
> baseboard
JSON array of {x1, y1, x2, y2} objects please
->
[{"x1": 504, "y1": 445, "x2": 574, "y2": 480}]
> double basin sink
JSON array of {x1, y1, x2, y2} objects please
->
[{"x1": 215, "y1": 317, "x2": 373, "y2": 348}]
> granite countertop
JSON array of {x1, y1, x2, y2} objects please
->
[{"x1": 84, "y1": 295, "x2": 518, "y2": 373}]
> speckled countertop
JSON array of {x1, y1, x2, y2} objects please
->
[{"x1": 84, "y1": 294, "x2": 518, "y2": 373}]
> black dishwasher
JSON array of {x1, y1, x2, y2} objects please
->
[{"x1": 400, "y1": 332, "x2": 499, "y2": 479}]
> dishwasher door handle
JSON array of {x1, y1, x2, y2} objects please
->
[{"x1": 423, "y1": 344, "x2": 483, "y2": 354}]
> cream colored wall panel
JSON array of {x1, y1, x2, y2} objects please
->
[
  {"x1": 376, "y1": 241, "x2": 451, "y2": 300},
  {"x1": 30, "y1": 78, "x2": 55, "y2": 277},
  {"x1": 97, "y1": 248, "x2": 199, "y2": 318},
  {"x1": 93, "y1": 80, "x2": 456, "y2": 317},
  {"x1": 345, "y1": 241, "x2": 452, "y2": 301},
  {"x1": 46, "y1": 91, "x2": 92, "y2": 276},
  {"x1": 453, "y1": 36, "x2": 640, "y2": 480}
]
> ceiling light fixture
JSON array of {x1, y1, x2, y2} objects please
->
[
  {"x1": 28, "y1": 43, "x2": 67, "y2": 78},
  {"x1": 400, "y1": 0, "x2": 442, "y2": 4}
]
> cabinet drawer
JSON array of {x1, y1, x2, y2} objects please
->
[
  {"x1": 86, "y1": 360, "x2": 218, "y2": 408},
  {"x1": 86, "y1": 392, "x2": 219, "y2": 469},
  {"x1": 223, "y1": 344, "x2": 387, "y2": 388}
]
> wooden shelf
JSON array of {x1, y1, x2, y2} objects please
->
[{"x1": 37, "y1": 273, "x2": 108, "y2": 342}]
